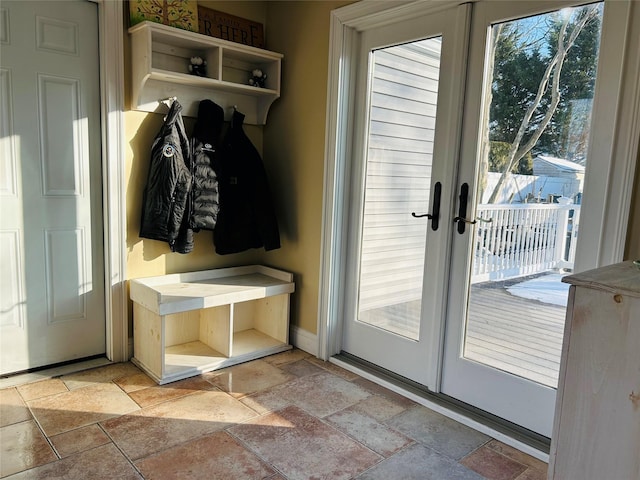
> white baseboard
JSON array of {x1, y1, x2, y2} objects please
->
[{"x1": 290, "y1": 325, "x2": 318, "y2": 356}]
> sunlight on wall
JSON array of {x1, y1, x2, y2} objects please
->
[
  {"x1": 124, "y1": 1, "x2": 351, "y2": 342},
  {"x1": 262, "y1": 1, "x2": 353, "y2": 335}
]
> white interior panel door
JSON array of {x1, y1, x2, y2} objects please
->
[{"x1": 0, "y1": 0, "x2": 105, "y2": 374}]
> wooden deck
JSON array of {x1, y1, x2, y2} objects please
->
[
  {"x1": 359, "y1": 279, "x2": 566, "y2": 388},
  {"x1": 466, "y1": 283, "x2": 565, "y2": 388}
]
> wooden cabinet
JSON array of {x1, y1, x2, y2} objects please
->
[
  {"x1": 128, "y1": 21, "x2": 282, "y2": 124},
  {"x1": 548, "y1": 261, "x2": 640, "y2": 480},
  {"x1": 130, "y1": 265, "x2": 294, "y2": 384}
]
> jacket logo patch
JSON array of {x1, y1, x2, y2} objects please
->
[{"x1": 162, "y1": 144, "x2": 175, "y2": 158}]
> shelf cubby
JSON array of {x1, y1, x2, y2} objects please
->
[{"x1": 129, "y1": 21, "x2": 282, "y2": 124}]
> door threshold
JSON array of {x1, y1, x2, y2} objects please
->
[
  {"x1": 0, "y1": 356, "x2": 113, "y2": 389},
  {"x1": 331, "y1": 352, "x2": 550, "y2": 463}
]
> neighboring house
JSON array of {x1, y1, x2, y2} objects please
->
[
  {"x1": 533, "y1": 155, "x2": 585, "y2": 202},
  {"x1": 482, "y1": 171, "x2": 582, "y2": 204},
  {"x1": 533, "y1": 155, "x2": 585, "y2": 179},
  {"x1": 480, "y1": 156, "x2": 585, "y2": 204}
]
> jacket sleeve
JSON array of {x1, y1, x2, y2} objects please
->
[
  {"x1": 139, "y1": 136, "x2": 175, "y2": 242},
  {"x1": 139, "y1": 101, "x2": 193, "y2": 253},
  {"x1": 244, "y1": 134, "x2": 281, "y2": 251},
  {"x1": 168, "y1": 111, "x2": 194, "y2": 253}
]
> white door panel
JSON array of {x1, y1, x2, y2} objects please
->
[
  {"x1": 341, "y1": 5, "x2": 469, "y2": 389},
  {"x1": 443, "y1": 0, "x2": 630, "y2": 437},
  {"x1": 0, "y1": 0, "x2": 105, "y2": 374}
]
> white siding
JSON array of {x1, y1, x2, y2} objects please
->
[{"x1": 358, "y1": 39, "x2": 441, "y2": 314}]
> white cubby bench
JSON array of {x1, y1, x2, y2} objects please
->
[{"x1": 129, "y1": 265, "x2": 294, "y2": 384}]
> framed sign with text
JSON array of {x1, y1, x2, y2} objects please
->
[{"x1": 197, "y1": 6, "x2": 264, "y2": 48}]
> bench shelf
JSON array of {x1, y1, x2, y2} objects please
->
[{"x1": 130, "y1": 265, "x2": 294, "y2": 384}]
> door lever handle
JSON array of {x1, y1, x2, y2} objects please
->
[
  {"x1": 453, "y1": 216, "x2": 493, "y2": 225},
  {"x1": 411, "y1": 182, "x2": 441, "y2": 231},
  {"x1": 454, "y1": 183, "x2": 470, "y2": 234},
  {"x1": 453, "y1": 183, "x2": 493, "y2": 234},
  {"x1": 453, "y1": 216, "x2": 476, "y2": 225}
]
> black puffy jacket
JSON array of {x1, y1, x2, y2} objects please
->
[
  {"x1": 139, "y1": 101, "x2": 194, "y2": 253},
  {"x1": 190, "y1": 100, "x2": 223, "y2": 231},
  {"x1": 213, "y1": 110, "x2": 281, "y2": 254}
]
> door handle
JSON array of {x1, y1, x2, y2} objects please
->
[
  {"x1": 453, "y1": 183, "x2": 492, "y2": 234},
  {"x1": 453, "y1": 183, "x2": 471, "y2": 234},
  {"x1": 411, "y1": 181, "x2": 441, "y2": 231}
]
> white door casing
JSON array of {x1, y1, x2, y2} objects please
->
[{"x1": 96, "y1": 0, "x2": 127, "y2": 365}]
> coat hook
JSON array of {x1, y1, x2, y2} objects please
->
[{"x1": 159, "y1": 96, "x2": 177, "y2": 108}]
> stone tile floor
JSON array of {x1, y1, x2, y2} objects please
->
[{"x1": 0, "y1": 350, "x2": 548, "y2": 479}]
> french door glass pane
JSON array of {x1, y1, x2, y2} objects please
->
[
  {"x1": 464, "y1": 4, "x2": 603, "y2": 387},
  {"x1": 357, "y1": 37, "x2": 442, "y2": 341}
]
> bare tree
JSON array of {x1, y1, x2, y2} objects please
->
[{"x1": 486, "y1": 6, "x2": 599, "y2": 204}]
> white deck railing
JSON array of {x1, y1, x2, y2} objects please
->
[{"x1": 471, "y1": 203, "x2": 580, "y2": 283}]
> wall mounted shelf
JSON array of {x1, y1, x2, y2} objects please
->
[{"x1": 129, "y1": 21, "x2": 282, "y2": 124}]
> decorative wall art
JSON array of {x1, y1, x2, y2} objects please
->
[
  {"x1": 129, "y1": 0, "x2": 198, "y2": 32},
  {"x1": 197, "y1": 6, "x2": 264, "y2": 48}
]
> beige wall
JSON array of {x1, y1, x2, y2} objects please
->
[
  {"x1": 125, "y1": 1, "x2": 268, "y2": 281},
  {"x1": 124, "y1": 1, "x2": 349, "y2": 337},
  {"x1": 123, "y1": 1, "x2": 639, "y2": 343},
  {"x1": 624, "y1": 143, "x2": 640, "y2": 260},
  {"x1": 261, "y1": 1, "x2": 352, "y2": 334}
]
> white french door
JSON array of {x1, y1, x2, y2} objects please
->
[
  {"x1": 331, "y1": 0, "x2": 638, "y2": 438},
  {"x1": 340, "y1": 5, "x2": 469, "y2": 388},
  {"x1": 441, "y1": 0, "x2": 633, "y2": 438}
]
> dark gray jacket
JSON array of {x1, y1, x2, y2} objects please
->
[{"x1": 190, "y1": 100, "x2": 223, "y2": 231}]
